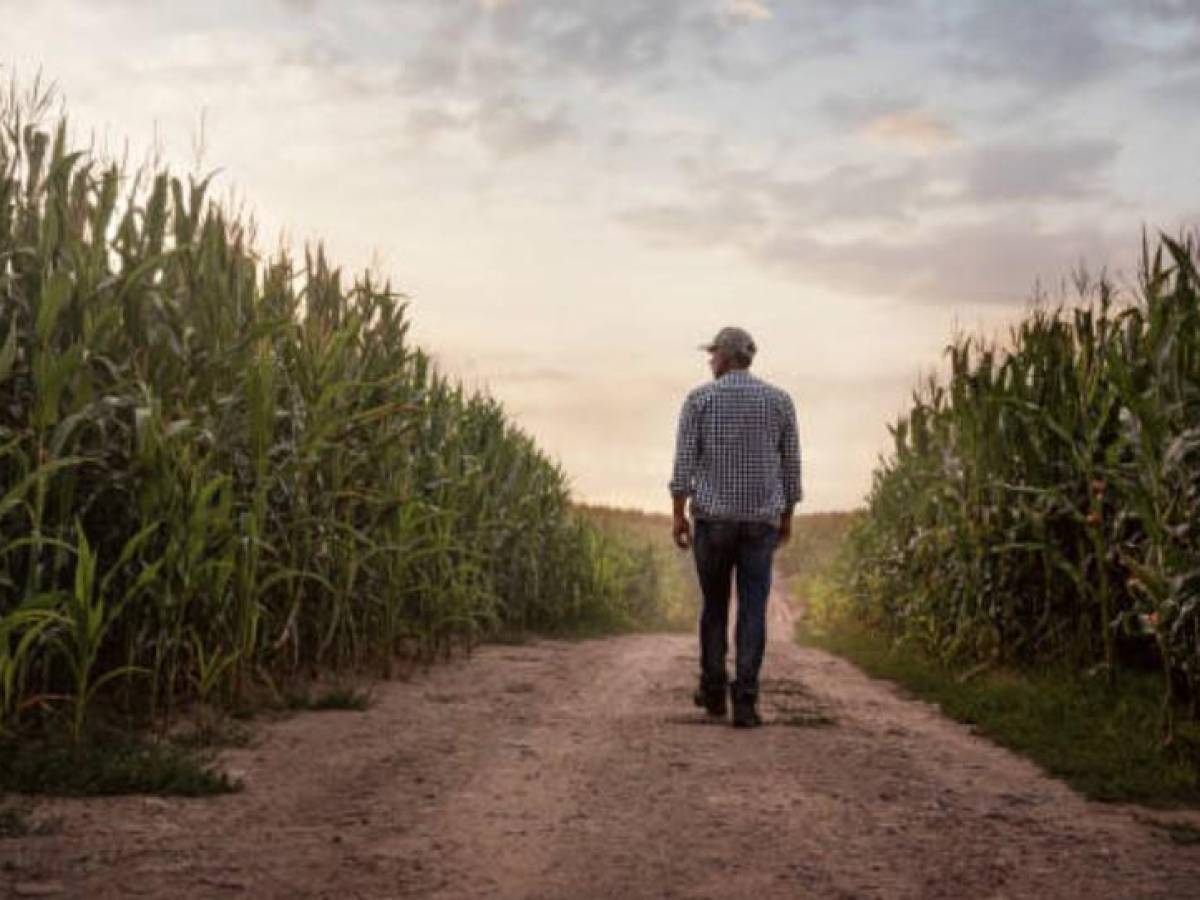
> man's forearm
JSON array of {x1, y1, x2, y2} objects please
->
[
  {"x1": 670, "y1": 494, "x2": 692, "y2": 549},
  {"x1": 780, "y1": 503, "x2": 794, "y2": 528},
  {"x1": 778, "y1": 503, "x2": 794, "y2": 544}
]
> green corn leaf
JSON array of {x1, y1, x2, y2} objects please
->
[
  {"x1": 0, "y1": 320, "x2": 17, "y2": 382},
  {"x1": 35, "y1": 270, "x2": 73, "y2": 344}
]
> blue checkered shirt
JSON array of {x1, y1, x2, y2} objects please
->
[{"x1": 669, "y1": 370, "x2": 802, "y2": 522}]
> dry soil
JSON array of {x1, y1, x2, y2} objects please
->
[{"x1": 5, "y1": 591, "x2": 1200, "y2": 899}]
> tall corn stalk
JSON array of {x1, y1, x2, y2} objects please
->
[
  {"x1": 845, "y1": 232, "x2": 1200, "y2": 740},
  {"x1": 0, "y1": 80, "x2": 664, "y2": 740}
]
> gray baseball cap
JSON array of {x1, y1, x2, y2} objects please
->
[{"x1": 700, "y1": 326, "x2": 757, "y2": 359}]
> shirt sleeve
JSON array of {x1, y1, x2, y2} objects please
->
[
  {"x1": 780, "y1": 393, "x2": 802, "y2": 506},
  {"x1": 669, "y1": 395, "x2": 700, "y2": 498}
]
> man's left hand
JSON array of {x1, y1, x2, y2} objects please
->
[{"x1": 672, "y1": 514, "x2": 692, "y2": 550}]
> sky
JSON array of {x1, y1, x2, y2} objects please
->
[{"x1": 4, "y1": 0, "x2": 1199, "y2": 512}]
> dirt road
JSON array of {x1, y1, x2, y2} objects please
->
[{"x1": 5, "y1": 592, "x2": 1200, "y2": 899}]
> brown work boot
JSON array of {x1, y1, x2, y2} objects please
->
[
  {"x1": 730, "y1": 683, "x2": 762, "y2": 728},
  {"x1": 693, "y1": 683, "x2": 728, "y2": 717}
]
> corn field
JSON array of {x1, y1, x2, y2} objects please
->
[
  {"x1": 0, "y1": 82, "x2": 662, "y2": 741},
  {"x1": 844, "y1": 232, "x2": 1200, "y2": 736}
]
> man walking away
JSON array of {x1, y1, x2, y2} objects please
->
[{"x1": 669, "y1": 326, "x2": 802, "y2": 728}]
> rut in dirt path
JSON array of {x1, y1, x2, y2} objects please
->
[{"x1": 6, "y1": 594, "x2": 1200, "y2": 899}]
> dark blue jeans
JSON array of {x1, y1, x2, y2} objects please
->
[{"x1": 692, "y1": 518, "x2": 778, "y2": 701}]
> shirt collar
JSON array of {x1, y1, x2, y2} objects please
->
[{"x1": 718, "y1": 369, "x2": 756, "y2": 383}]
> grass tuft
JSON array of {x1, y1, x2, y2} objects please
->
[
  {"x1": 800, "y1": 616, "x2": 1200, "y2": 807},
  {"x1": 285, "y1": 687, "x2": 372, "y2": 712},
  {"x1": 0, "y1": 736, "x2": 239, "y2": 797},
  {"x1": 1158, "y1": 821, "x2": 1200, "y2": 845},
  {"x1": 0, "y1": 800, "x2": 60, "y2": 838},
  {"x1": 170, "y1": 719, "x2": 254, "y2": 750}
]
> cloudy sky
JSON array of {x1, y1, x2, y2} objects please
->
[{"x1": 5, "y1": 0, "x2": 1199, "y2": 511}]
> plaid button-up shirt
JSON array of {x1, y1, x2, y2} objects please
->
[{"x1": 669, "y1": 369, "x2": 802, "y2": 522}]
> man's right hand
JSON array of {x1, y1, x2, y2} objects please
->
[
  {"x1": 778, "y1": 509, "x2": 794, "y2": 546},
  {"x1": 672, "y1": 514, "x2": 692, "y2": 550}
]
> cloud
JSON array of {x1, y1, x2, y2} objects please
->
[
  {"x1": 1133, "y1": 0, "x2": 1200, "y2": 58},
  {"x1": 394, "y1": 7, "x2": 481, "y2": 95},
  {"x1": 722, "y1": 0, "x2": 772, "y2": 23},
  {"x1": 489, "y1": 0, "x2": 694, "y2": 83},
  {"x1": 709, "y1": 1, "x2": 924, "y2": 78},
  {"x1": 466, "y1": 49, "x2": 523, "y2": 86},
  {"x1": 821, "y1": 93, "x2": 960, "y2": 152},
  {"x1": 398, "y1": 46, "x2": 463, "y2": 95},
  {"x1": 863, "y1": 111, "x2": 958, "y2": 150},
  {"x1": 753, "y1": 216, "x2": 1124, "y2": 307},
  {"x1": 821, "y1": 90, "x2": 922, "y2": 128},
  {"x1": 963, "y1": 139, "x2": 1119, "y2": 202},
  {"x1": 398, "y1": 92, "x2": 572, "y2": 158},
  {"x1": 623, "y1": 132, "x2": 1121, "y2": 240},
  {"x1": 619, "y1": 193, "x2": 766, "y2": 248},
  {"x1": 475, "y1": 92, "x2": 572, "y2": 158},
  {"x1": 776, "y1": 163, "x2": 933, "y2": 223},
  {"x1": 277, "y1": 38, "x2": 350, "y2": 70},
  {"x1": 405, "y1": 106, "x2": 467, "y2": 144},
  {"x1": 618, "y1": 140, "x2": 1131, "y2": 306},
  {"x1": 948, "y1": 1, "x2": 1127, "y2": 92},
  {"x1": 625, "y1": 158, "x2": 935, "y2": 238},
  {"x1": 480, "y1": 0, "x2": 862, "y2": 89},
  {"x1": 1152, "y1": 71, "x2": 1200, "y2": 106}
]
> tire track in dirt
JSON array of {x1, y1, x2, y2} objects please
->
[{"x1": 5, "y1": 590, "x2": 1200, "y2": 898}]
